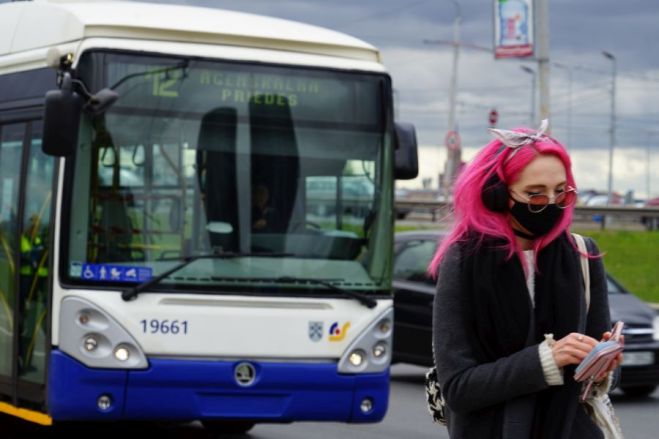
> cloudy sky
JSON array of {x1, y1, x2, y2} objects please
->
[{"x1": 142, "y1": 0, "x2": 659, "y2": 199}]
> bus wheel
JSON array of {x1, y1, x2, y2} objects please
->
[{"x1": 202, "y1": 420, "x2": 255, "y2": 435}]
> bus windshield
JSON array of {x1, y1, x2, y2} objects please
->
[{"x1": 64, "y1": 52, "x2": 393, "y2": 294}]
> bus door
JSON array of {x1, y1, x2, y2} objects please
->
[{"x1": 0, "y1": 119, "x2": 54, "y2": 409}]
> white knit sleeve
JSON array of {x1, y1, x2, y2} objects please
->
[{"x1": 538, "y1": 334, "x2": 564, "y2": 386}]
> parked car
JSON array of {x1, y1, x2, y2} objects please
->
[{"x1": 392, "y1": 230, "x2": 659, "y2": 397}]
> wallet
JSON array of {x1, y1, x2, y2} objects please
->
[{"x1": 574, "y1": 321, "x2": 624, "y2": 401}]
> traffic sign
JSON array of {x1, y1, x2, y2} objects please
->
[{"x1": 445, "y1": 130, "x2": 461, "y2": 151}]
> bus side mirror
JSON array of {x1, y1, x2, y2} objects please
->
[
  {"x1": 394, "y1": 122, "x2": 418, "y2": 180},
  {"x1": 42, "y1": 72, "x2": 82, "y2": 157}
]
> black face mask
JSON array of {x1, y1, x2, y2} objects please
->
[{"x1": 510, "y1": 202, "x2": 563, "y2": 237}]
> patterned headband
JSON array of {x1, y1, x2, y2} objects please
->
[{"x1": 488, "y1": 119, "x2": 550, "y2": 162}]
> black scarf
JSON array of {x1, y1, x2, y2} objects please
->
[{"x1": 465, "y1": 233, "x2": 585, "y2": 438}]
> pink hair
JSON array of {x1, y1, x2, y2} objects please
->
[{"x1": 428, "y1": 129, "x2": 576, "y2": 277}]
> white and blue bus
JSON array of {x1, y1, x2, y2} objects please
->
[{"x1": 0, "y1": 0, "x2": 418, "y2": 433}]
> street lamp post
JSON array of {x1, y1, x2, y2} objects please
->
[
  {"x1": 536, "y1": 0, "x2": 550, "y2": 124},
  {"x1": 553, "y1": 62, "x2": 572, "y2": 148},
  {"x1": 647, "y1": 131, "x2": 656, "y2": 200},
  {"x1": 441, "y1": 0, "x2": 461, "y2": 201},
  {"x1": 520, "y1": 66, "x2": 536, "y2": 126},
  {"x1": 602, "y1": 51, "x2": 617, "y2": 206},
  {"x1": 446, "y1": 0, "x2": 461, "y2": 136}
]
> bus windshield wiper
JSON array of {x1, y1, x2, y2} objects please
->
[
  {"x1": 121, "y1": 251, "x2": 290, "y2": 302},
  {"x1": 276, "y1": 276, "x2": 377, "y2": 309}
]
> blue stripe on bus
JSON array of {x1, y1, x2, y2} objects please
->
[
  {"x1": 48, "y1": 350, "x2": 389, "y2": 423},
  {"x1": 48, "y1": 350, "x2": 128, "y2": 420}
]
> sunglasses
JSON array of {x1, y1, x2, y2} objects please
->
[{"x1": 509, "y1": 187, "x2": 578, "y2": 213}]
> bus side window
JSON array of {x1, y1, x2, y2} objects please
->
[
  {"x1": 0, "y1": 123, "x2": 24, "y2": 379},
  {"x1": 18, "y1": 121, "x2": 53, "y2": 380}
]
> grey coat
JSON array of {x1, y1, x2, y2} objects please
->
[{"x1": 433, "y1": 237, "x2": 614, "y2": 439}]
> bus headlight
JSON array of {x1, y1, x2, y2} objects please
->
[
  {"x1": 349, "y1": 350, "x2": 366, "y2": 367},
  {"x1": 84, "y1": 336, "x2": 99, "y2": 352},
  {"x1": 79, "y1": 313, "x2": 90, "y2": 325},
  {"x1": 360, "y1": 398, "x2": 373, "y2": 414},
  {"x1": 338, "y1": 307, "x2": 393, "y2": 374},
  {"x1": 114, "y1": 346, "x2": 130, "y2": 362},
  {"x1": 97, "y1": 394, "x2": 113, "y2": 411},
  {"x1": 377, "y1": 319, "x2": 392, "y2": 336},
  {"x1": 60, "y1": 297, "x2": 148, "y2": 369},
  {"x1": 372, "y1": 342, "x2": 387, "y2": 359}
]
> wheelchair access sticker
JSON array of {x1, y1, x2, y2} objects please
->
[{"x1": 80, "y1": 264, "x2": 152, "y2": 283}]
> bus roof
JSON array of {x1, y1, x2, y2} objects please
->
[{"x1": 0, "y1": 0, "x2": 382, "y2": 66}]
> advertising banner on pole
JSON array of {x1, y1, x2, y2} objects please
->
[{"x1": 493, "y1": 0, "x2": 534, "y2": 59}]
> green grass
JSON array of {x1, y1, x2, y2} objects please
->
[
  {"x1": 574, "y1": 230, "x2": 659, "y2": 303},
  {"x1": 395, "y1": 224, "x2": 659, "y2": 303},
  {"x1": 394, "y1": 224, "x2": 429, "y2": 233}
]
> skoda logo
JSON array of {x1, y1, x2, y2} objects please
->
[{"x1": 234, "y1": 362, "x2": 256, "y2": 386}]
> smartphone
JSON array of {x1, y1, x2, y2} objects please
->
[
  {"x1": 574, "y1": 321, "x2": 624, "y2": 383},
  {"x1": 610, "y1": 320, "x2": 624, "y2": 342}
]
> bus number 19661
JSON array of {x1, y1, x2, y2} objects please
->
[{"x1": 140, "y1": 319, "x2": 189, "y2": 335}]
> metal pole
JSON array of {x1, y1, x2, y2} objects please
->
[
  {"x1": 647, "y1": 132, "x2": 654, "y2": 199},
  {"x1": 444, "y1": 0, "x2": 461, "y2": 201},
  {"x1": 553, "y1": 63, "x2": 573, "y2": 147},
  {"x1": 602, "y1": 51, "x2": 616, "y2": 205},
  {"x1": 536, "y1": 0, "x2": 551, "y2": 124},
  {"x1": 521, "y1": 66, "x2": 535, "y2": 126},
  {"x1": 565, "y1": 67, "x2": 572, "y2": 147},
  {"x1": 447, "y1": 2, "x2": 461, "y2": 134},
  {"x1": 566, "y1": 67, "x2": 572, "y2": 147},
  {"x1": 530, "y1": 70, "x2": 536, "y2": 126},
  {"x1": 648, "y1": 134, "x2": 651, "y2": 200}
]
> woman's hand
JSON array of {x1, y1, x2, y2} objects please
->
[
  {"x1": 593, "y1": 331, "x2": 625, "y2": 382},
  {"x1": 550, "y1": 332, "x2": 599, "y2": 368}
]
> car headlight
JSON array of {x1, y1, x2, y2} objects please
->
[{"x1": 653, "y1": 316, "x2": 659, "y2": 341}]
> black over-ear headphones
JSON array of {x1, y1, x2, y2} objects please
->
[{"x1": 480, "y1": 145, "x2": 509, "y2": 212}]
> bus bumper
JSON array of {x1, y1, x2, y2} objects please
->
[{"x1": 48, "y1": 350, "x2": 389, "y2": 423}]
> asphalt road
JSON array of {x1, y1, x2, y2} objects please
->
[{"x1": 2, "y1": 364, "x2": 658, "y2": 439}]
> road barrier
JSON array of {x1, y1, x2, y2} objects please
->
[{"x1": 395, "y1": 200, "x2": 659, "y2": 231}]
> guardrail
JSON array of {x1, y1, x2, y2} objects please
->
[{"x1": 395, "y1": 200, "x2": 659, "y2": 231}]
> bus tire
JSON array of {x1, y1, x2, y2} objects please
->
[{"x1": 202, "y1": 420, "x2": 255, "y2": 435}]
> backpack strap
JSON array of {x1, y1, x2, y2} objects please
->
[{"x1": 572, "y1": 233, "x2": 590, "y2": 311}]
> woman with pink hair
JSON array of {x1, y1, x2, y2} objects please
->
[{"x1": 430, "y1": 121, "x2": 622, "y2": 438}]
